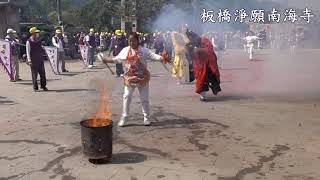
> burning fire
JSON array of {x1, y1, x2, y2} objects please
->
[{"x1": 89, "y1": 85, "x2": 112, "y2": 127}]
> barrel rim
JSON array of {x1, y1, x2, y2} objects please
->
[{"x1": 80, "y1": 119, "x2": 113, "y2": 129}]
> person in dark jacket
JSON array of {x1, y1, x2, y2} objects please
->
[
  {"x1": 26, "y1": 27, "x2": 48, "y2": 92},
  {"x1": 154, "y1": 33, "x2": 165, "y2": 55},
  {"x1": 110, "y1": 29, "x2": 126, "y2": 77}
]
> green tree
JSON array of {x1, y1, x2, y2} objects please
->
[{"x1": 79, "y1": 0, "x2": 120, "y2": 30}]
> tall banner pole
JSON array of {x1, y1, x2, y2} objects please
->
[{"x1": 0, "y1": 40, "x2": 14, "y2": 81}]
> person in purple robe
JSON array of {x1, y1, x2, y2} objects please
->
[{"x1": 26, "y1": 27, "x2": 48, "y2": 92}]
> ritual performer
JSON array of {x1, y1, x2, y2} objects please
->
[
  {"x1": 243, "y1": 31, "x2": 260, "y2": 60},
  {"x1": 26, "y1": 27, "x2": 48, "y2": 91},
  {"x1": 99, "y1": 32, "x2": 168, "y2": 127},
  {"x1": 109, "y1": 29, "x2": 126, "y2": 77},
  {"x1": 5, "y1": 28, "x2": 21, "y2": 82},
  {"x1": 186, "y1": 30, "x2": 221, "y2": 101},
  {"x1": 84, "y1": 28, "x2": 96, "y2": 68},
  {"x1": 52, "y1": 29, "x2": 68, "y2": 73},
  {"x1": 171, "y1": 31, "x2": 190, "y2": 84}
]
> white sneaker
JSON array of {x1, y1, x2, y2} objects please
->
[
  {"x1": 87, "y1": 65, "x2": 93, "y2": 68},
  {"x1": 200, "y1": 92, "x2": 207, "y2": 101},
  {"x1": 144, "y1": 119, "x2": 151, "y2": 126},
  {"x1": 118, "y1": 117, "x2": 127, "y2": 127}
]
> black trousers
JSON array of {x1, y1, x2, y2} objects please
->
[
  {"x1": 201, "y1": 68, "x2": 221, "y2": 95},
  {"x1": 31, "y1": 63, "x2": 47, "y2": 89},
  {"x1": 115, "y1": 63, "x2": 124, "y2": 76}
]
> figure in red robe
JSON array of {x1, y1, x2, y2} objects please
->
[{"x1": 186, "y1": 30, "x2": 221, "y2": 101}]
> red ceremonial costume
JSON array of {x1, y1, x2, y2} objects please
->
[{"x1": 192, "y1": 37, "x2": 221, "y2": 94}]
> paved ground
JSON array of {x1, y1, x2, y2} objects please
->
[{"x1": 0, "y1": 49, "x2": 320, "y2": 180}]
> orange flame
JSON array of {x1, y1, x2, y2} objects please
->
[{"x1": 89, "y1": 85, "x2": 112, "y2": 127}]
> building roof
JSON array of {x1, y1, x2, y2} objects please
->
[
  {"x1": 0, "y1": 0, "x2": 9, "y2": 6},
  {"x1": 0, "y1": 0, "x2": 28, "y2": 7}
]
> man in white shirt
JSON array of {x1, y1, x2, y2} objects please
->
[
  {"x1": 84, "y1": 28, "x2": 96, "y2": 68},
  {"x1": 5, "y1": 28, "x2": 21, "y2": 81},
  {"x1": 52, "y1": 29, "x2": 68, "y2": 73},
  {"x1": 243, "y1": 32, "x2": 261, "y2": 60}
]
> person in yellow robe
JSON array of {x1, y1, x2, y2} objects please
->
[{"x1": 171, "y1": 32, "x2": 190, "y2": 84}]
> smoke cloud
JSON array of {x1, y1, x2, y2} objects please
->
[{"x1": 152, "y1": 0, "x2": 320, "y2": 99}]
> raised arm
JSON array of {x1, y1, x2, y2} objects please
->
[
  {"x1": 102, "y1": 47, "x2": 128, "y2": 64},
  {"x1": 146, "y1": 48, "x2": 163, "y2": 62}
]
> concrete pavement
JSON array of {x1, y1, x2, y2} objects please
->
[{"x1": 0, "y1": 50, "x2": 320, "y2": 180}]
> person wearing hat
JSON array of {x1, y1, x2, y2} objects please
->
[
  {"x1": 26, "y1": 27, "x2": 48, "y2": 91},
  {"x1": 5, "y1": 28, "x2": 21, "y2": 82},
  {"x1": 109, "y1": 29, "x2": 126, "y2": 77},
  {"x1": 84, "y1": 28, "x2": 96, "y2": 68},
  {"x1": 52, "y1": 29, "x2": 68, "y2": 73}
]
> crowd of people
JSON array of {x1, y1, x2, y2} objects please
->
[
  {"x1": 3, "y1": 25, "x2": 307, "y2": 90},
  {"x1": 3, "y1": 24, "x2": 309, "y2": 126},
  {"x1": 99, "y1": 29, "x2": 221, "y2": 126}
]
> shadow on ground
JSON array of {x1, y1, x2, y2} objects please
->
[
  {"x1": 204, "y1": 94, "x2": 254, "y2": 102},
  {"x1": 58, "y1": 72, "x2": 86, "y2": 77},
  {"x1": 15, "y1": 79, "x2": 62, "y2": 85},
  {"x1": 88, "y1": 153, "x2": 147, "y2": 165},
  {"x1": 47, "y1": 89, "x2": 96, "y2": 93},
  {"x1": 0, "y1": 96, "x2": 16, "y2": 105}
]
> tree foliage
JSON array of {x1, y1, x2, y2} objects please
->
[
  {"x1": 79, "y1": 0, "x2": 120, "y2": 30},
  {"x1": 23, "y1": 0, "x2": 279, "y2": 32}
]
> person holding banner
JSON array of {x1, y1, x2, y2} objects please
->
[
  {"x1": 52, "y1": 29, "x2": 68, "y2": 73},
  {"x1": 26, "y1": 27, "x2": 48, "y2": 91},
  {"x1": 84, "y1": 28, "x2": 96, "y2": 68},
  {"x1": 5, "y1": 29, "x2": 21, "y2": 82}
]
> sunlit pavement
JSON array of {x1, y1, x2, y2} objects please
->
[{"x1": 1, "y1": 49, "x2": 320, "y2": 180}]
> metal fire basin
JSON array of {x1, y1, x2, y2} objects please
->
[{"x1": 80, "y1": 119, "x2": 113, "y2": 162}]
